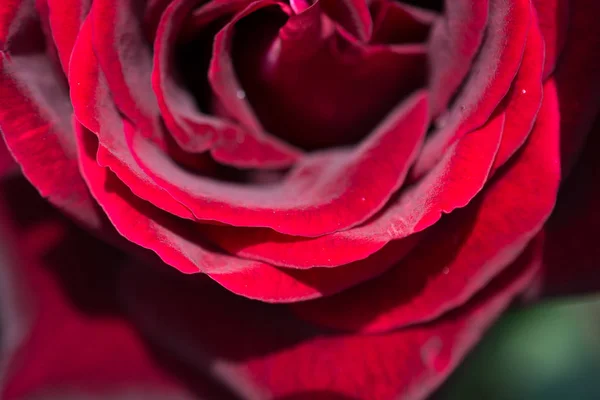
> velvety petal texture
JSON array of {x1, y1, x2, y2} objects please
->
[{"x1": 0, "y1": 0, "x2": 599, "y2": 398}]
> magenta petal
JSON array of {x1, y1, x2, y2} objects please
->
[
  {"x1": 127, "y1": 91, "x2": 429, "y2": 237},
  {"x1": 414, "y1": 0, "x2": 531, "y2": 178},
  {"x1": 120, "y1": 236, "x2": 539, "y2": 400},
  {"x1": 0, "y1": 1, "x2": 104, "y2": 230},
  {"x1": 319, "y1": 0, "x2": 373, "y2": 41},
  {"x1": 292, "y1": 81, "x2": 560, "y2": 333}
]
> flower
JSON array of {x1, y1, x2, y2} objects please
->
[{"x1": 0, "y1": 0, "x2": 599, "y2": 399}]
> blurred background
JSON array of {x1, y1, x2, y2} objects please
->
[{"x1": 433, "y1": 296, "x2": 600, "y2": 400}]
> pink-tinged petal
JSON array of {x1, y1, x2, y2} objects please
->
[
  {"x1": 205, "y1": 110, "x2": 503, "y2": 268},
  {"x1": 0, "y1": 177, "x2": 225, "y2": 400},
  {"x1": 532, "y1": 0, "x2": 569, "y2": 79},
  {"x1": 128, "y1": 91, "x2": 429, "y2": 237},
  {"x1": 427, "y1": 0, "x2": 488, "y2": 117},
  {"x1": 552, "y1": 0, "x2": 600, "y2": 178},
  {"x1": 292, "y1": 80, "x2": 560, "y2": 333},
  {"x1": 46, "y1": 0, "x2": 91, "y2": 74},
  {"x1": 539, "y1": 116, "x2": 600, "y2": 297},
  {"x1": 319, "y1": 0, "x2": 372, "y2": 42},
  {"x1": 121, "y1": 235, "x2": 539, "y2": 400},
  {"x1": 0, "y1": 1, "x2": 104, "y2": 230},
  {"x1": 77, "y1": 124, "x2": 411, "y2": 301},
  {"x1": 414, "y1": 0, "x2": 531, "y2": 178},
  {"x1": 491, "y1": 12, "x2": 545, "y2": 172},
  {"x1": 154, "y1": 0, "x2": 300, "y2": 169},
  {"x1": 230, "y1": 1, "x2": 427, "y2": 151},
  {"x1": 69, "y1": 17, "x2": 195, "y2": 220}
]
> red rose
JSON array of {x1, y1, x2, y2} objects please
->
[{"x1": 0, "y1": 0, "x2": 599, "y2": 399}]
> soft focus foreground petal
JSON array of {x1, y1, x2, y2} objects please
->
[
  {"x1": 128, "y1": 91, "x2": 428, "y2": 237},
  {"x1": 427, "y1": 0, "x2": 488, "y2": 117},
  {"x1": 551, "y1": 0, "x2": 600, "y2": 177},
  {"x1": 539, "y1": 115, "x2": 600, "y2": 297},
  {"x1": 230, "y1": 0, "x2": 426, "y2": 150},
  {"x1": 413, "y1": 0, "x2": 530, "y2": 178},
  {"x1": 0, "y1": 177, "x2": 220, "y2": 400},
  {"x1": 77, "y1": 124, "x2": 411, "y2": 301},
  {"x1": 292, "y1": 80, "x2": 560, "y2": 333},
  {"x1": 0, "y1": 0, "x2": 105, "y2": 230},
  {"x1": 120, "y1": 236, "x2": 539, "y2": 400},
  {"x1": 70, "y1": 17, "x2": 195, "y2": 220}
]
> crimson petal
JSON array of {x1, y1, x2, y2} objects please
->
[
  {"x1": 292, "y1": 80, "x2": 560, "y2": 333},
  {"x1": 120, "y1": 234, "x2": 540, "y2": 400}
]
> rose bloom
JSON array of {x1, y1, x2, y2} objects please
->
[{"x1": 0, "y1": 0, "x2": 599, "y2": 398}]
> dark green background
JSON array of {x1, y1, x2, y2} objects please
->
[{"x1": 433, "y1": 296, "x2": 600, "y2": 400}]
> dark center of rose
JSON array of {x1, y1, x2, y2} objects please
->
[{"x1": 174, "y1": 1, "x2": 433, "y2": 152}]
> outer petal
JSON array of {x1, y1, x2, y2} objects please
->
[
  {"x1": 292, "y1": 80, "x2": 560, "y2": 333},
  {"x1": 120, "y1": 235, "x2": 540, "y2": 400},
  {"x1": 0, "y1": 177, "x2": 212, "y2": 400},
  {"x1": 76, "y1": 124, "x2": 421, "y2": 301},
  {"x1": 0, "y1": 0, "x2": 105, "y2": 230},
  {"x1": 413, "y1": 0, "x2": 531, "y2": 178},
  {"x1": 0, "y1": 136, "x2": 14, "y2": 176}
]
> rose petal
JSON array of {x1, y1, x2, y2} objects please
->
[
  {"x1": 155, "y1": 0, "x2": 302, "y2": 169},
  {"x1": 120, "y1": 234, "x2": 539, "y2": 400},
  {"x1": 77, "y1": 124, "x2": 420, "y2": 301},
  {"x1": 69, "y1": 17, "x2": 195, "y2": 220},
  {"x1": 206, "y1": 110, "x2": 503, "y2": 268},
  {"x1": 127, "y1": 91, "x2": 429, "y2": 237},
  {"x1": 0, "y1": 177, "x2": 222, "y2": 400},
  {"x1": 230, "y1": 0, "x2": 426, "y2": 150},
  {"x1": 292, "y1": 80, "x2": 560, "y2": 333},
  {"x1": 0, "y1": 0, "x2": 104, "y2": 230},
  {"x1": 414, "y1": 0, "x2": 531, "y2": 178},
  {"x1": 427, "y1": 0, "x2": 488, "y2": 116},
  {"x1": 532, "y1": 0, "x2": 569, "y2": 79}
]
